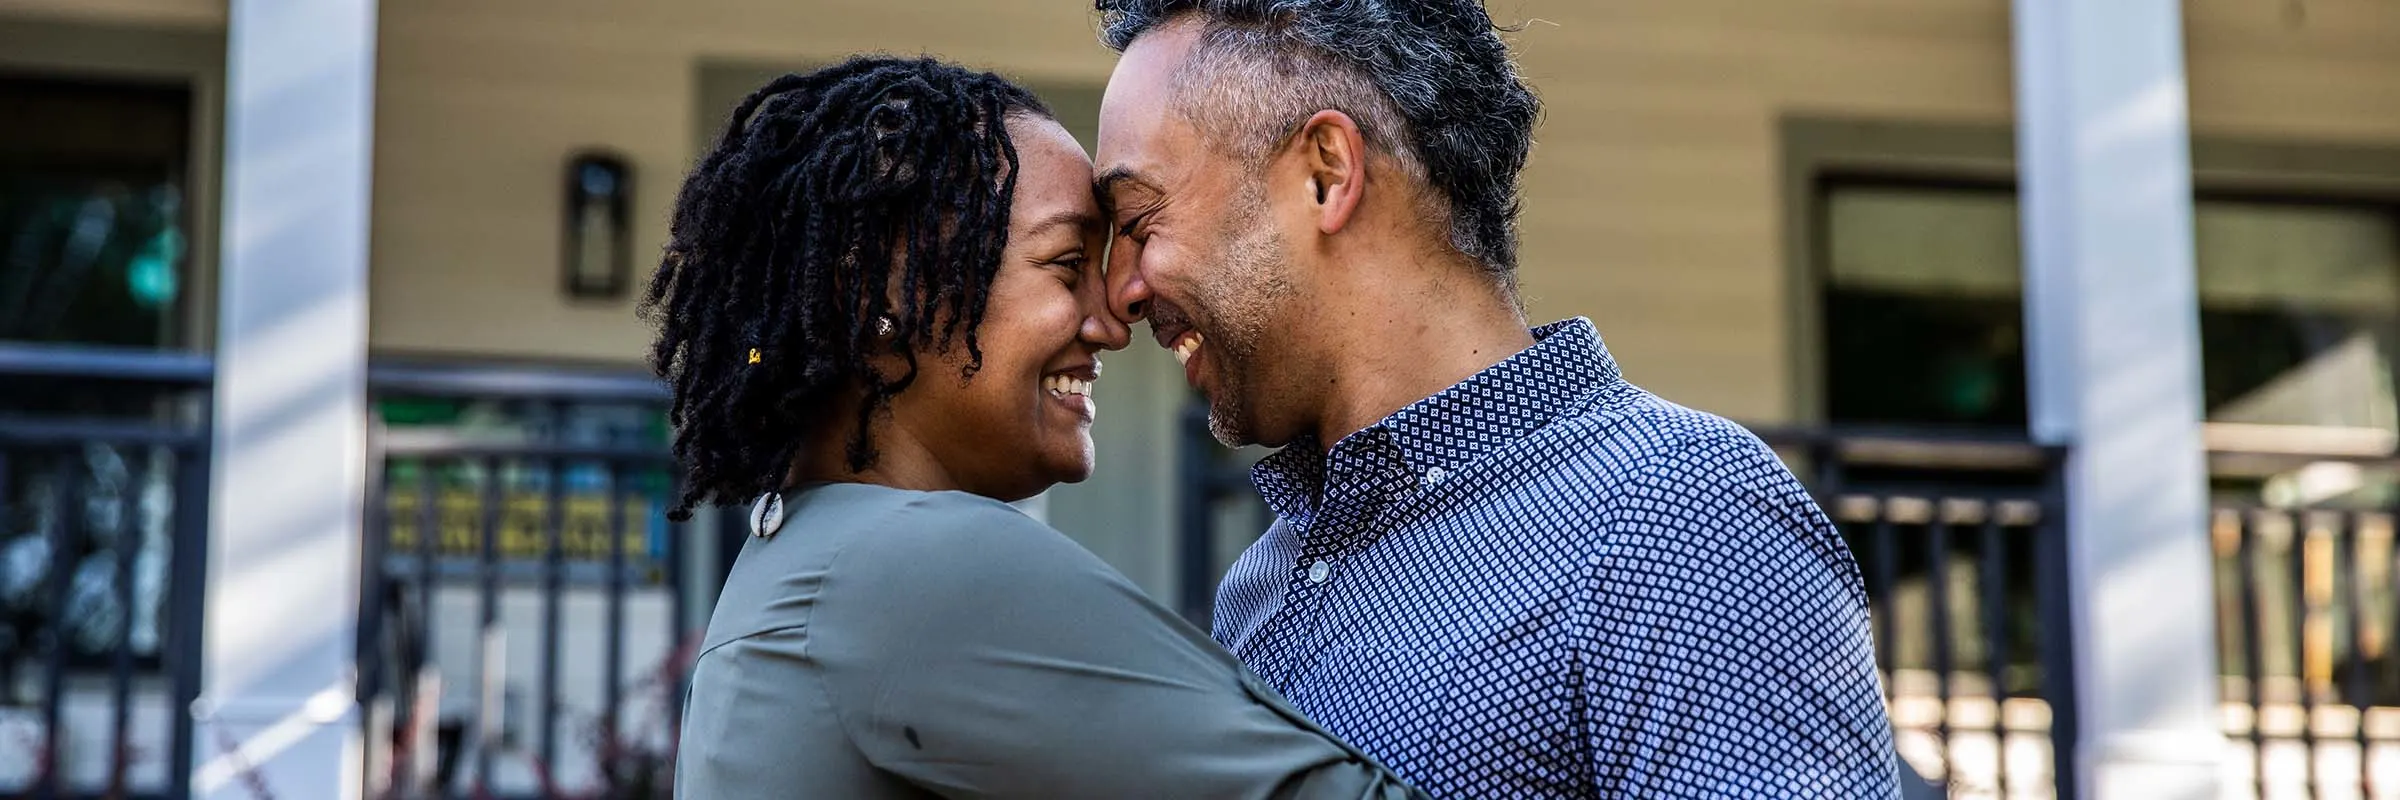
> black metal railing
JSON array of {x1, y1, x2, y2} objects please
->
[
  {"x1": 1175, "y1": 411, "x2": 2080, "y2": 799},
  {"x1": 0, "y1": 343, "x2": 213, "y2": 800},
  {"x1": 1753, "y1": 428, "x2": 2077, "y2": 800},
  {"x1": 2207, "y1": 444, "x2": 2400, "y2": 800},
  {"x1": 360, "y1": 361, "x2": 700, "y2": 800}
]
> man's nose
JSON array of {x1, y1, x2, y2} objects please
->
[
  {"x1": 1079, "y1": 256, "x2": 1132, "y2": 351},
  {"x1": 1106, "y1": 246, "x2": 1151, "y2": 324},
  {"x1": 1080, "y1": 289, "x2": 1132, "y2": 351}
]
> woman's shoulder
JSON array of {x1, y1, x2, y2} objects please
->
[
  {"x1": 707, "y1": 485, "x2": 1108, "y2": 649},
  {"x1": 820, "y1": 486, "x2": 1107, "y2": 583}
]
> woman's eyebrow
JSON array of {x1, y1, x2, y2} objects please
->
[{"x1": 1024, "y1": 208, "x2": 1100, "y2": 238}]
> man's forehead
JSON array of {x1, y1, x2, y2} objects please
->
[{"x1": 1096, "y1": 19, "x2": 1203, "y2": 158}]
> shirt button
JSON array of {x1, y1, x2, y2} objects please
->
[
  {"x1": 1424, "y1": 467, "x2": 1448, "y2": 485},
  {"x1": 1306, "y1": 560, "x2": 1332, "y2": 584}
]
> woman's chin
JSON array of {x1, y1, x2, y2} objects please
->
[
  {"x1": 1040, "y1": 444, "x2": 1098, "y2": 486},
  {"x1": 1049, "y1": 458, "x2": 1097, "y2": 486}
]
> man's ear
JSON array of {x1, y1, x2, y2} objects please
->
[{"x1": 1289, "y1": 109, "x2": 1368, "y2": 235}]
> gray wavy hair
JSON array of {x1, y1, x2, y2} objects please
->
[{"x1": 1096, "y1": 0, "x2": 1541, "y2": 279}]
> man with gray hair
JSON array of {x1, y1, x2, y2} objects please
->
[{"x1": 1092, "y1": 1, "x2": 1902, "y2": 797}]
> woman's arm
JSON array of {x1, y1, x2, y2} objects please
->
[{"x1": 812, "y1": 492, "x2": 1421, "y2": 800}]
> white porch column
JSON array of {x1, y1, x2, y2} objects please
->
[
  {"x1": 198, "y1": 0, "x2": 377, "y2": 798},
  {"x1": 2011, "y1": 1, "x2": 2222, "y2": 798}
]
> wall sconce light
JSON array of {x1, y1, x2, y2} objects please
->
[{"x1": 563, "y1": 151, "x2": 632, "y2": 300}]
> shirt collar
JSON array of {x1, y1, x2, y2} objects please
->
[{"x1": 1252, "y1": 317, "x2": 1622, "y2": 521}]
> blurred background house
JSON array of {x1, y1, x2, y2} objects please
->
[{"x1": 0, "y1": 0, "x2": 2396, "y2": 798}]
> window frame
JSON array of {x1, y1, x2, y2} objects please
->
[
  {"x1": 1782, "y1": 116, "x2": 2400, "y2": 443},
  {"x1": 0, "y1": 17, "x2": 225, "y2": 353}
]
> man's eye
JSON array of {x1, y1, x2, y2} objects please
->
[{"x1": 1116, "y1": 213, "x2": 1151, "y2": 242}]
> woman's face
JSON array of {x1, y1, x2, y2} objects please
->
[{"x1": 886, "y1": 116, "x2": 1129, "y2": 501}]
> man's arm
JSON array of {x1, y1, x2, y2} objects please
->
[
  {"x1": 1578, "y1": 433, "x2": 1902, "y2": 798},
  {"x1": 814, "y1": 493, "x2": 1422, "y2": 800}
]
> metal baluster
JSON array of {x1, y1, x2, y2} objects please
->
[
  {"x1": 1980, "y1": 505, "x2": 2011, "y2": 798},
  {"x1": 2384, "y1": 515, "x2": 2400, "y2": 800},
  {"x1": 416, "y1": 457, "x2": 440, "y2": 798},
  {"x1": 106, "y1": 450, "x2": 143, "y2": 797},
  {"x1": 475, "y1": 456, "x2": 504, "y2": 794},
  {"x1": 356, "y1": 432, "x2": 393, "y2": 799},
  {"x1": 2032, "y1": 457, "x2": 2079, "y2": 800},
  {"x1": 2241, "y1": 510, "x2": 2269, "y2": 799},
  {"x1": 1873, "y1": 501, "x2": 1898, "y2": 703},
  {"x1": 1929, "y1": 501, "x2": 1956, "y2": 783},
  {"x1": 604, "y1": 461, "x2": 628, "y2": 776},
  {"x1": 2296, "y1": 511, "x2": 2321, "y2": 798},
  {"x1": 1177, "y1": 401, "x2": 1215, "y2": 625},
  {"x1": 2346, "y1": 513, "x2": 2372, "y2": 799},
  {"x1": 165, "y1": 443, "x2": 210, "y2": 800},
  {"x1": 667, "y1": 466, "x2": 691, "y2": 725},
  {"x1": 36, "y1": 459, "x2": 74, "y2": 800},
  {"x1": 0, "y1": 451, "x2": 12, "y2": 709},
  {"x1": 539, "y1": 452, "x2": 566, "y2": 782}
]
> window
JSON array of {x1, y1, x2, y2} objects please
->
[
  {"x1": 1818, "y1": 179, "x2": 2400, "y2": 504},
  {"x1": 0, "y1": 75, "x2": 195, "y2": 350},
  {"x1": 1822, "y1": 180, "x2": 2400, "y2": 432}
]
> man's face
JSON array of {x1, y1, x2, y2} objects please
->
[{"x1": 1095, "y1": 24, "x2": 1309, "y2": 447}]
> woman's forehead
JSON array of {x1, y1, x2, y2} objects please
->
[{"x1": 1006, "y1": 118, "x2": 1104, "y2": 234}]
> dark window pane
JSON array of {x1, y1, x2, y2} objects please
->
[
  {"x1": 1821, "y1": 183, "x2": 2026, "y2": 429},
  {"x1": 0, "y1": 75, "x2": 193, "y2": 349},
  {"x1": 1820, "y1": 182, "x2": 2400, "y2": 435}
]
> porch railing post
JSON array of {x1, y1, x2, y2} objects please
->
[
  {"x1": 196, "y1": 0, "x2": 380, "y2": 797},
  {"x1": 2012, "y1": 0, "x2": 2222, "y2": 796}
]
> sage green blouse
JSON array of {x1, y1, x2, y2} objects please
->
[{"x1": 675, "y1": 482, "x2": 1420, "y2": 799}]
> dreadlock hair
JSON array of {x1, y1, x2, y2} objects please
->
[{"x1": 641, "y1": 56, "x2": 1051, "y2": 519}]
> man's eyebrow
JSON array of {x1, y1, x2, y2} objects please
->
[{"x1": 1093, "y1": 166, "x2": 1161, "y2": 209}]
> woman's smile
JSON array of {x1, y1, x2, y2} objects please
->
[{"x1": 1041, "y1": 363, "x2": 1099, "y2": 421}]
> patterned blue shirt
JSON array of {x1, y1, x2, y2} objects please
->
[{"x1": 1215, "y1": 318, "x2": 1901, "y2": 799}]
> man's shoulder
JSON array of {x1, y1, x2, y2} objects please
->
[{"x1": 1512, "y1": 380, "x2": 1784, "y2": 487}]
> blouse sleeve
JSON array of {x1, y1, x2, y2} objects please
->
[{"x1": 810, "y1": 492, "x2": 1421, "y2": 800}]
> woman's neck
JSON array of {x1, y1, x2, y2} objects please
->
[{"x1": 791, "y1": 415, "x2": 960, "y2": 494}]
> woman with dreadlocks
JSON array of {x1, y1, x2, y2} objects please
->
[{"x1": 656, "y1": 58, "x2": 1418, "y2": 799}]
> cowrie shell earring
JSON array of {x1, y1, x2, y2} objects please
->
[{"x1": 750, "y1": 492, "x2": 786, "y2": 539}]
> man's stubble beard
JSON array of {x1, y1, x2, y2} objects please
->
[{"x1": 1196, "y1": 187, "x2": 1299, "y2": 448}]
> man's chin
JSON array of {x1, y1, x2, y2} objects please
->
[
  {"x1": 1203, "y1": 400, "x2": 1267, "y2": 449},
  {"x1": 1205, "y1": 415, "x2": 1250, "y2": 449}
]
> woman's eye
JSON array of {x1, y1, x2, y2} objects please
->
[{"x1": 1049, "y1": 255, "x2": 1088, "y2": 281}]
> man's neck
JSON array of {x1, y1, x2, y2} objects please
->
[{"x1": 1305, "y1": 261, "x2": 1534, "y2": 451}]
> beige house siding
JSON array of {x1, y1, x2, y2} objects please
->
[
  {"x1": 365, "y1": 0, "x2": 1116, "y2": 364},
  {"x1": 1507, "y1": 1, "x2": 2017, "y2": 424}
]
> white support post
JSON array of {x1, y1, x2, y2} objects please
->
[
  {"x1": 2011, "y1": 1, "x2": 2223, "y2": 798},
  {"x1": 198, "y1": 0, "x2": 378, "y2": 798}
]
